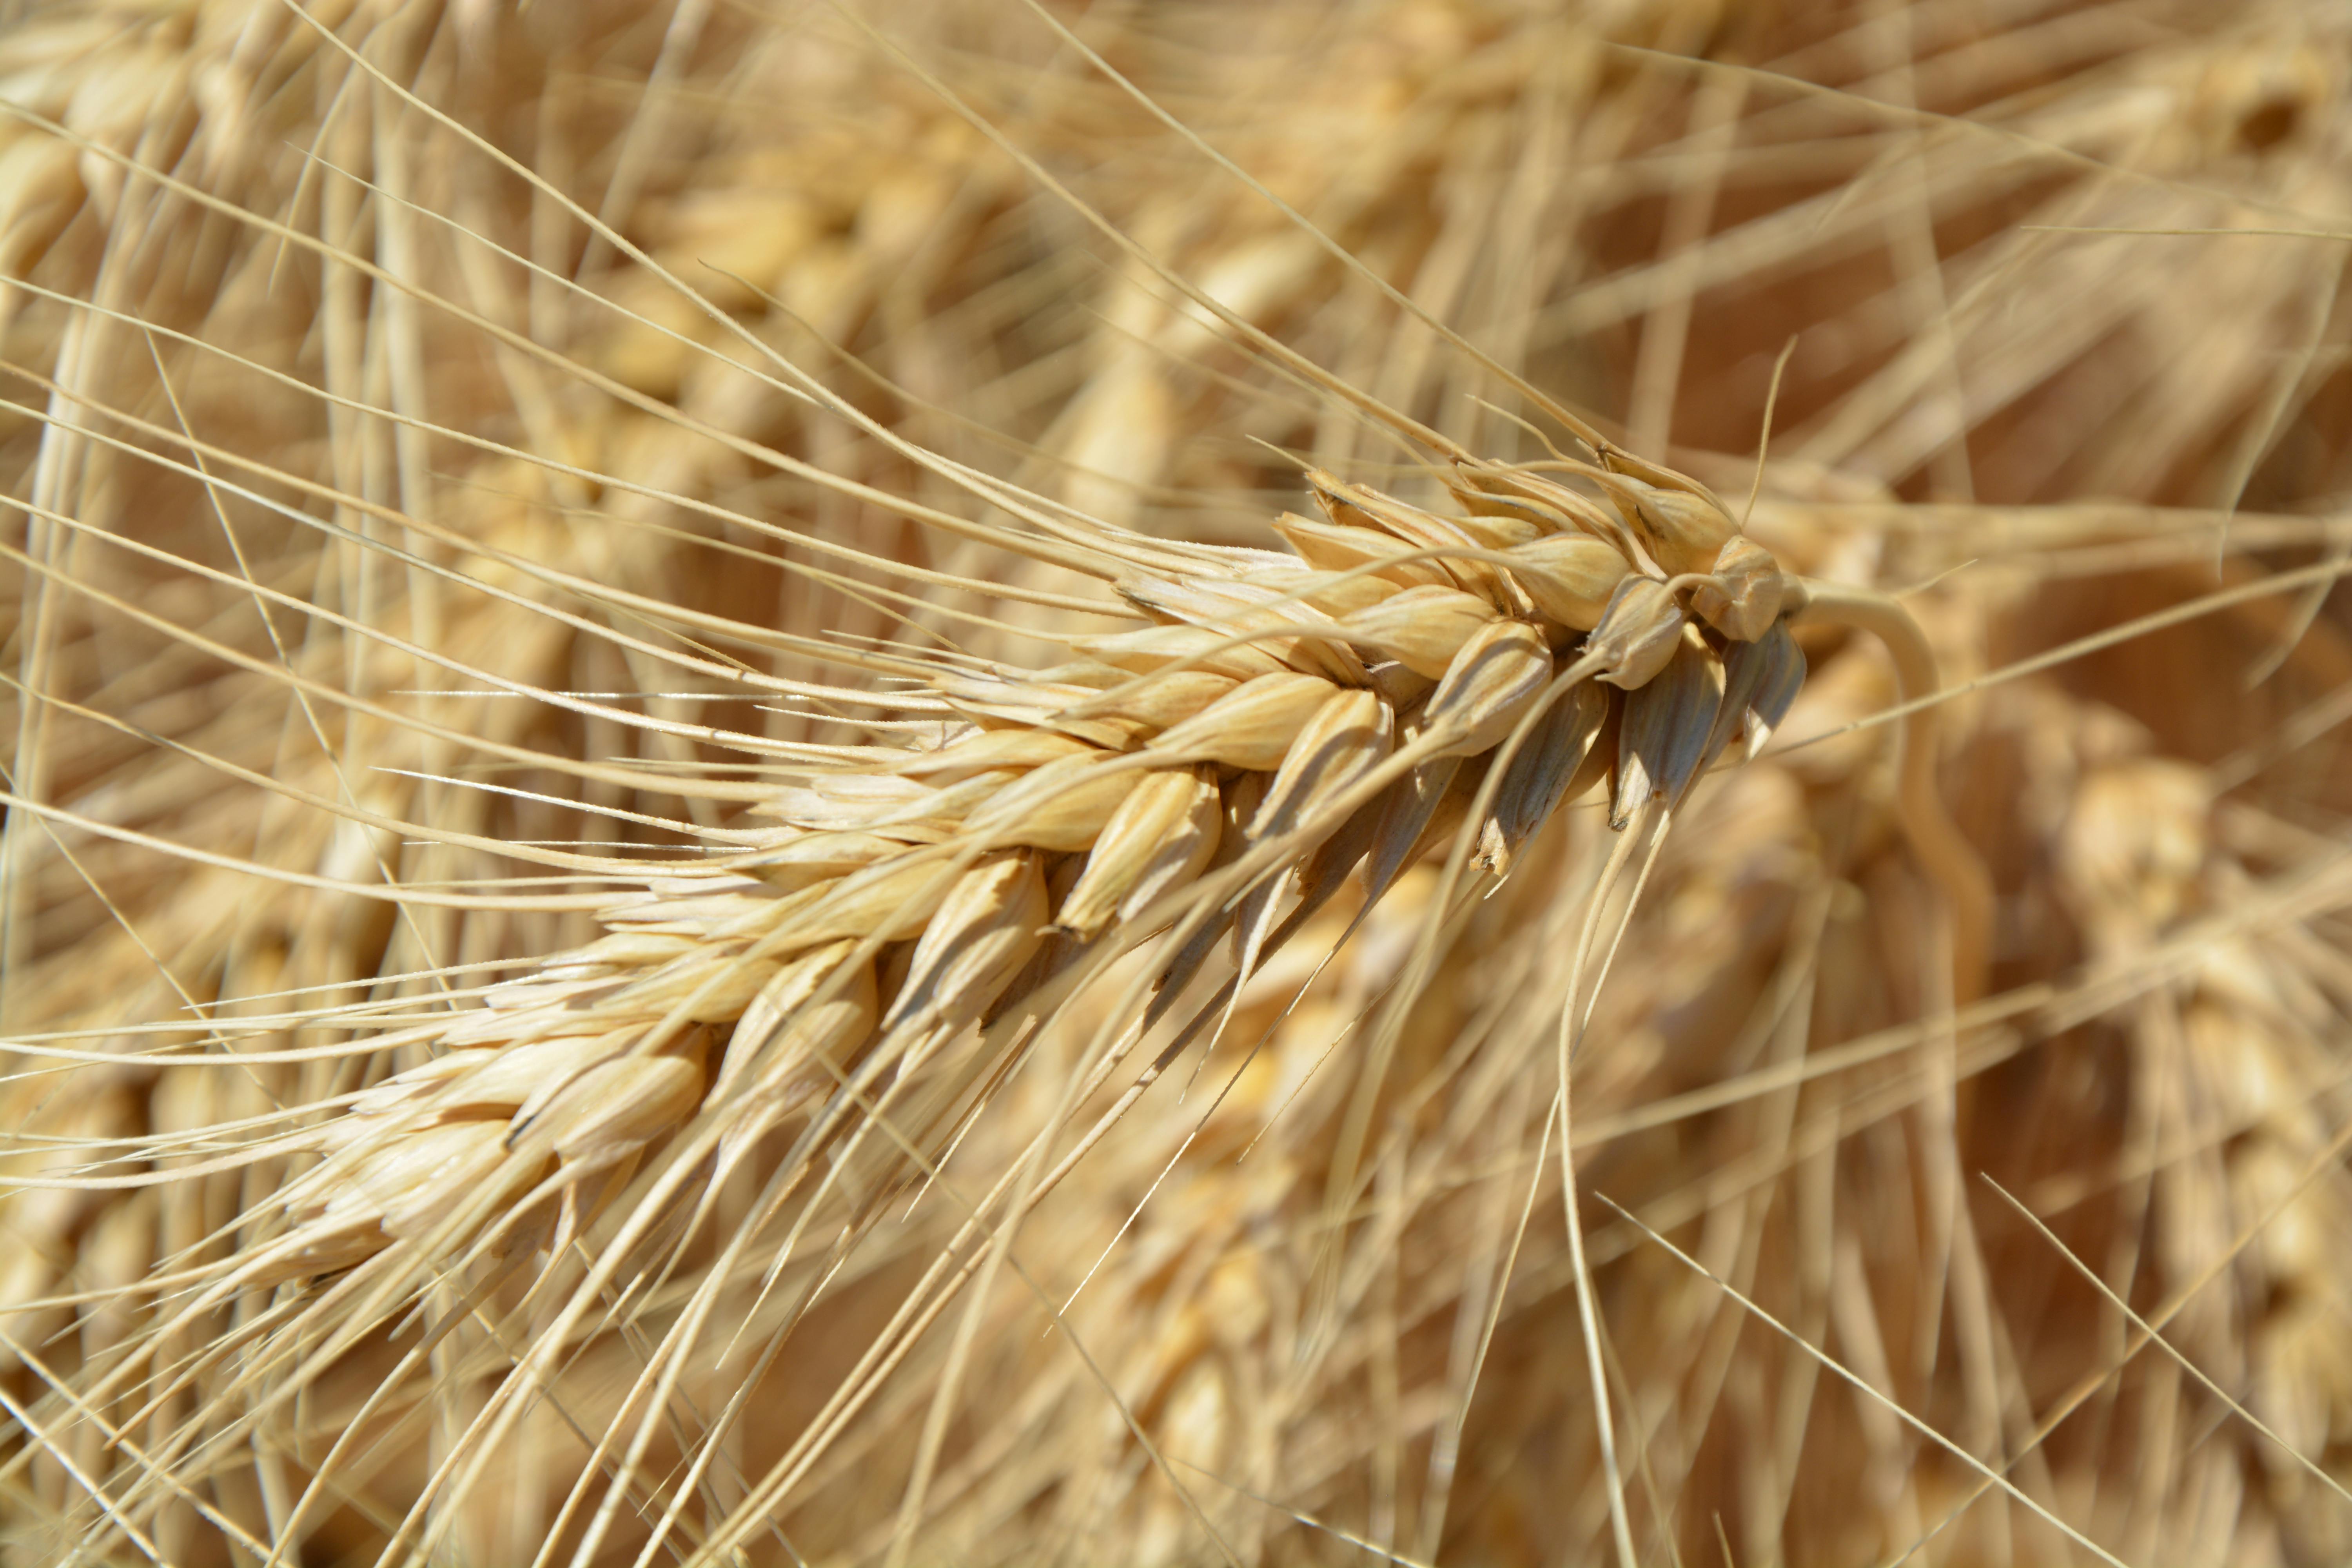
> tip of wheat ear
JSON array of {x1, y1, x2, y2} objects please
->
[{"x1": 222, "y1": 454, "x2": 1822, "y2": 1308}]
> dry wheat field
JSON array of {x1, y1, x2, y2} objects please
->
[{"x1": 3, "y1": 0, "x2": 2351, "y2": 1563}]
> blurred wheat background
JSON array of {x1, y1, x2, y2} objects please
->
[{"x1": 4, "y1": 0, "x2": 2352, "y2": 1563}]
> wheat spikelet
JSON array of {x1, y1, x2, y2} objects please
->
[{"x1": 6, "y1": 0, "x2": 2352, "y2": 1564}]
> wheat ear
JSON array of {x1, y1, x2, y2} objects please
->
[{"x1": 15, "y1": 415, "x2": 2010, "y2": 1559}]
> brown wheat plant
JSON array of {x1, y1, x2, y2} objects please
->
[{"x1": 5, "y1": 1, "x2": 2352, "y2": 1564}]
